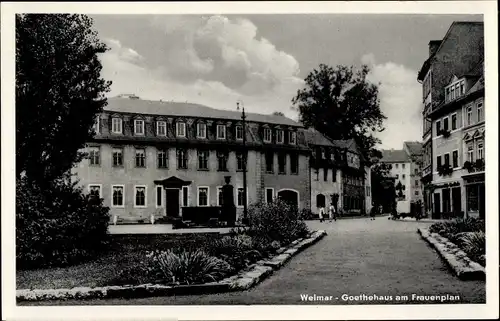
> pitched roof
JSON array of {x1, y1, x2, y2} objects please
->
[
  {"x1": 303, "y1": 128, "x2": 335, "y2": 147},
  {"x1": 404, "y1": 141, "x2": 423, "y2": 156},
  {"x1": 380, "y1": 149, "x2": 410, "y2": 163},
  {"x1": 104, "y1": 97, "x2": 301, "y2": 127}
]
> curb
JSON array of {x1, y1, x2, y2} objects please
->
[
  {"x1": 417, "y1": 227, "x2": 485, "y2": 281},
  {"x1": 17, "y1": 230, "x2": 327, "y2": 302}
]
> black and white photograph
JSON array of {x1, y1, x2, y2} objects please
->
[{"x1": 2, "y1": 1, "x2": 498, "y2": 320}]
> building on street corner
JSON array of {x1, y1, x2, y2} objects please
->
[{"x1": 417, "y1": 21, "x2": 484, "y2": 219}]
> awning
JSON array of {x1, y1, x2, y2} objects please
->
[{"x1": 154, "y1": 176, "x2": 192, "y2": 189}]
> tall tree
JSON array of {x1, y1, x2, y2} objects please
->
[
  {"x1": 292, "y1": 64, "x2": 386, "y2": 163},
  {"x1": 16, "y1": 14, "x2": 111, "y2": 185}
]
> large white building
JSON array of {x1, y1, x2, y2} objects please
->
[{"x1": 379, "y1": 142, "x2": 423, "y2": 214}]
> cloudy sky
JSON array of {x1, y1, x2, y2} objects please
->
[{"x1": 91, "y1": 14, "x2": 483, "y2": 149}]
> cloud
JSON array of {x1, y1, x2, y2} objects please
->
[
  {"x1": 362, "y1": 54, "x2": 422, "y2": 149},
  {"x1": 98, "y1": 15, "x2": 304, "y2": 119}
]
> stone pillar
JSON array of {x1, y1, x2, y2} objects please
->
[{"x1": 221, "y1": 176, "x2": 236, "y2": 226}]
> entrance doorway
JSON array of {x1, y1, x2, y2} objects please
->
[
  {"x1": 452, "y1": 187, "x2": 462, "y2": 217},
  {"x1": 278, "y1": 189, "x2": 299, "y2": 208},
  {"x1": 433, "y1": 192, "x2": 441, "y2": 219},
  {"x1": 165, "y1": 189, "x2": 180, "y2": 218}
]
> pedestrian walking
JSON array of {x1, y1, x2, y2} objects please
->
[
  {"x1": 369, "y1": 204, "x2": 377, "y2": 220},
  {"x1": 318, "y1": 207, "x2": 325, "y2": 222},
  {"x1": 328, "y1": 203, "x2": 336, "y2": 222}
]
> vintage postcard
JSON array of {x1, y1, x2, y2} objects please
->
[{"x1": 2, "y1": 1, "x2": 498, "y2": 320}]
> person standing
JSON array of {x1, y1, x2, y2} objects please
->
[
  {"x1": 318, "y1": 206, "x2": 325, "y2": 222},
  {"x1": 370, "y1": 203, "x2": 377, "y2": 220},
  {"x1": 328, "y1": 202, "x2": 337, "y2": 222}
]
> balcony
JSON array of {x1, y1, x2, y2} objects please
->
[{"x1": 462, "y1": 159, "x2": 485, "y2": 175}]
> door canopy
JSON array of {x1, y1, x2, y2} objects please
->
[{"x1": 154, "y1": 176, "x2": 192, "y2": 189}]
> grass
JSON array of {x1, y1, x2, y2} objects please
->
[{"x1": 16, "y1": 233, "x2": 223, "y2": 290}]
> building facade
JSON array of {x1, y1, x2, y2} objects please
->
[
  {"x1": 306, "y1": 130, "x2": 372, "y2": 216},
  {"x1": 74, "y1": 95, "x2": 372, "y2": 223},
  {"x1": 428, "y1": 61, "x2": 485, "y2": 219},
  {"x1": 73, "y1": 95, "x2": 310, "y2": 223},
  {"x1": 417, "y1": 21, "x2": 484, "y2": 219},
  {"x1": 379, "y1": 148, "x2": 413, "y2": 213}
]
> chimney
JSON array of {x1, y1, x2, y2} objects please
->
[{"x1": 428, "y1": 40, "x2": 442, "y2": 57}]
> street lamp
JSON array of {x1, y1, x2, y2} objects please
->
[{"x1": 237, "y1": 100, "x2": 248, "y2": 225}]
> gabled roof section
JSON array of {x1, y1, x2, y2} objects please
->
[
  {"x1": 104, "y1": 97, "x2": 301, "y2": 127},
  {"x1": 303, "y1": 128, "x2": 335, "y2": 147},
  {"x1": 380, "y1": 149, "x2": 410, "y2": 163},
  {"x1": 404, "y1": 141, "x2": 423, "y2": 156}
]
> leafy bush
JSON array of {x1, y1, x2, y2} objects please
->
[
  {"x1": 147, "y1": 249, "x2": 231, "y2": 285},
  {"x1": 247, "y1": 199, "x2": 310, "y2": 246},
  {"x1": 459, "y1": 231, "x2": 486, "y2": 266},
  {"x1": 298, "y1": 208, "x2": 315, "y2": 220},
  {"x1": 16, "y1": 176, "x2": 110, "y2": 269},
  {"x1": 205, "y1": 234, "x2": 261, "y2": 272}
]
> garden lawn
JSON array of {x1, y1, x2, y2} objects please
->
[{"x1": 16, "y1": 233, "x2": 222, "y2": 290}]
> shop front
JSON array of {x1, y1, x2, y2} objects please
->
[{"x1": 463, "y1": 173, "x2": 485, "y2": 219}]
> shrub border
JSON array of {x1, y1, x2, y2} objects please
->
[
  {"x1": 16, "y1": 230, "x2": 327, "y2": 302},
  {"x1": 417, "y1": 227, "x2": 485, "y2": 281}
]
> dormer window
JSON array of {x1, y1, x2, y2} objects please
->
[
  {"x1": 216, "y1": 124, "x2": 226, "y2": 139},
  {"x1": 263, "y1": 128, "x2": 272, "y2": 142},
  {"x1": 235, "y1": 125, "x2": 243, "y2": 140},
  {"x1": 446, "y1": 79, "x2": 465, "y2": 102},
  {"x1": 197, "y1": 123, "x2": 207, "y2": 139},
  {"x1": 112, "y1": 117, "x2": 123, "y2": 134},
  {"x1": 277, "y1": 130, "x2": 284, "y2": 144},
  {"x1": 176, "y1": 122, "x2": 186, "y2": 137},
  {"x1": 289, "y1": 131, "x2": 297, "y2": 145},
  {"x1": 157, "y1": 121, "x2": 166, "y2": 136},
  {"x1": 134, "y1": 119, "x2": 145, "y2": 135}
]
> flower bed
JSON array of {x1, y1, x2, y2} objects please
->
[
  {"x1": 18, "y1": 199, "x2": 320, "y2": 301},
  {"x1": 427, "y1": 217, "x2": 485, "y2": 267}
]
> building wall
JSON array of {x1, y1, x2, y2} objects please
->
[
  {"x1": 262, "y1": 153, "x2": 310, "y2": 211},
  {"x1": 310, "y1": 167, "x2": 342, "y2": 212},
  {"x1": 74, "y1": 144, "x2": 309, "y2": 221},
  {"x1": 429, "y1": 23, "x2": 484, "y2": 104}
]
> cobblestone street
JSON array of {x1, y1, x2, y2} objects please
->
[{"x1": 24, "y1": 218, "x2": 485, "y2": 305}]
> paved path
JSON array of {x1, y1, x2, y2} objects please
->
[{"x1": 27, "y1": 218, "x2": 485, "y2": 305}]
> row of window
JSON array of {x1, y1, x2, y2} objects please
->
[
  {"x1": 313, "y1": 168, "x2": 337, "y2": 182},
  {"x1": 265, "y1": 152, "x2": 299, "y2": 175},
  {"x1": 435, "y1": 142, "x2": 484, "y2": 170},
  {"x1": 89, "y1": 146, "x2": 300, "y2": 174},
  {"x1": 393, "y1": 163, "x2": 406, "y2": 170},
  {"x1": 89, "y1": 184, "x2": 250, "y2": 208},
  {"x1": 100, "y1": 117, "x2": 298, "y2": 144},
  {"x1": 435, "y1": 101, "x2": 483, "y2": 135}
]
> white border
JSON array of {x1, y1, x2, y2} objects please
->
[
  {"x1": 156, "y1": 120, "x2": 167, "y2": 136},
  {"x1": 182, "y1": 185, "x2": 190, "y2": 207},
  {"x1": 134, "y1": 185, "x2": 147, "y2": 208},
  {"x1": 111, "y1": 184, "x2": 125, "y2": 208},
  {"x1": 111, "y1": 116, "x2": 123, "y2": 134},
  {"x1": 276, "y1": 188, "x2": 300, "y2": 205},
  {"x1": 2, "y1": 2, "x2": 498, "y2": 321},
  {"x1": 265, "y1": 187, "x2": 275, "y2": 203},
  {"x1": 197, "y1": 186, "x2": 210, "y2": 207},
  {"x1": 134, "y1": 119, "x2": 145, "y2": 136},
  {"x1": 155, "y1": 185, "x2": 163, "y2": 208},
  {"x1": 87, "y1": 183, "x2": 102, "y2": 198},
  {"x1": 197, "y1": 122, "x2": 207, "y2": 139},
  {"x1": 236, "y1": 186, "x2": 249, "y2": 208},
  {"x1": 176, "y1": 121, "x2": 186, "y2": 137},
  {"x1": 216, "y1": 124, "x2": 226, "y2": 140},
  {"x1": 216, "y1": 185, "x2": 223, "y2": 206}
]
